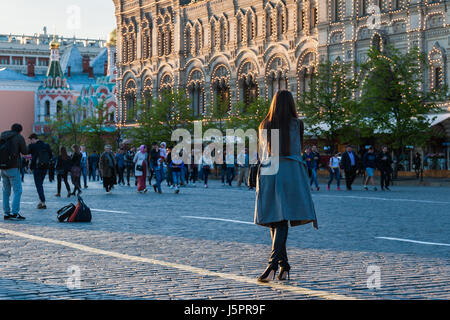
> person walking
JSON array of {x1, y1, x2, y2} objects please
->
[
  {"x1": 255, "y1": 90, "x2": 318, "y2": 283},
  {"x1": 48, "y1": 155, "x2": 56, "y2": 183},
  {"x1": 341, "y1": 145, "x2": 359, "y2": 191},
  {"x1": 189, "y1": 150, "x2": 199, "y2": 186},
  {"x1": 225, "y1": 152, "x2": 236, "y2": 186},
  {"x1": 248, "y1": 150, "x2": 259, "y2": 191},
  {"x1": 115, "y1": 148, "x2": 126, "y2": 186},
  {"x1": 88, "y1": 150, "x2": 100, "y2": 182},
  {"x1": 363, "y1": 146, "x2": 377, "y2": 191},
  {"x1": 302, "y1": 146, "x2": 314, "y2": 188},
  {"x1": 414, "y1": 152, "x2": 422, "y2": 179},
  {"x1": 134, "y1": 145, "x2": 149, "y2": 193},
  {"x1": 170, "y1": 153, "x2": 184, "y2": 194},
  {"x1": 220, "y1": 150, "x2": 227, "y2": 186},
  {"x1": 201, "y1": 154, "x2": 213, "y2": 188},
  {"x1": 55, "y1": 146, "x2": 72, "y2": 198},
  {"x1": 80, "y1": 145, "x2": 89, "y2": 189},
  {"x1": 327, "y1": 152, "x2": 341, "y2": 191},
  {"x1": 150, "y1": 143, "x2": 163, "y2": 194},
  {"x1": 99, "y1": 145, "x2": 117, "y2": 194},
  {"x1": 124, "y1": 146, "x2": 136, "y2": 186},
  {"x1": 28, "y1": 133, "x2": 53, "y2": 209},
  {"x1": 70, "y1": 145, "x2": 83, "y2": 196},
  {"x1": 0, "y1": 124, "x2": 27, "y2": 220},
  {"x1": 377, "y1": 146, "x2": 393, "y2": 191},
  {"x1": 310, "y1": 146, "x2": 321, "y2": 191},
  {"x1": 237, "y1": 148, "x2": 250, "y2": 187}
]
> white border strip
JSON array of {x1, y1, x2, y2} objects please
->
[
  {"x1": 0, "y1": 227, "x2": 355, "y2": 300},
  {"x1": 314, "y1": 195, "x2": 450, "y2": 205},
  {"x1": 376, "y1": 237, "x2": 450, "y2": 247},
  {"x1": 182, "y1": 216, "x2": 254, "y2": 225}
]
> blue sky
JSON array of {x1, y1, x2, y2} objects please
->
[{"x1": 0, "y1": 0, "x2": 116, "y2": 40}]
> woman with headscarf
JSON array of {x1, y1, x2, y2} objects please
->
[
  {"x1": 99, "y1": 144, "x2": 117, "y2": 194},
  {"x1": 134, "y1": 145, "x2": 149, "y2": 193}
]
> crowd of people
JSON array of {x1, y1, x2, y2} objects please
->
[
  {"x1": 303, "y1": 144, "x2": 394, "y2": 192},
  {"x1": 1, "y1": 122, "x2": 394, "y2": 222},
  {"x1": 0, "y1": 124, "x2": 261, "y2": 221}
]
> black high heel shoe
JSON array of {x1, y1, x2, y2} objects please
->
[
  {"x1": 257, "y1": 265, "x2": 278, "y2": 283},
  {"x1": 277, "y1": 266, "x2": 290, "y2": 281}
]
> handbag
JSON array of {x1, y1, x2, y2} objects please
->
[{"x1": 136, "y1": 159, "x2": 144, "y2": 172}]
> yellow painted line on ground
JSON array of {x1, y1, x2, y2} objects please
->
[{"x1": 0, "y1": 227, "x2": 357, "y2": 300}]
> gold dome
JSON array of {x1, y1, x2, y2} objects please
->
[
  {"x1": 50, "y1": 35, "x2": 60, "y2": 49},
  {"x1": 107, "y1": 29, "x2": 117, "y2": 46}
]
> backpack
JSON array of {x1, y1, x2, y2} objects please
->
[
  {"x1": 36, "y1": 146, "x2": 51, "y2": 169},
  {"x1": 57, "y1": 204, "x2": 76, "y2": 222},
  {"x1": 68, "y1": 196, "x2": 92, "y2": 223},
  {"x1": 61, "y1": 196, "x2": 91, "y2": 223},
  {"x1": 0, "y1": 133, "x2": 17, "y2": 169}
]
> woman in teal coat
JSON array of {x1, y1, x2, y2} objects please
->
[{"x1": 255, "y1": 90, "x2": 318, "y2": 282}]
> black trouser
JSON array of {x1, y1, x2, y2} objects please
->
[
  {"x1": 48, "y1": 167, "x2": 55, "y2": 182},
  {"x1": 190, "y1": 167, "x2": 198, "y2": 183},
  {"x1": 117, "y1": 166, "x2": 125, "y2": 185},
  {"x1": 72, "y1": 176, "x2": 82, "y2": 194},
  {"x1": 126, "y1": 165, "x2": 135, "y2": 185},
  {"x1": 380, "y1": 170, "x2": 391, "y2": 188},
  {"x1": 248, "y1": 165, "x2": 258, "y2": 188},
  {"x1": 344, "y1": 167, "x2": 357, "y2": 190},
  {"x1": 33, "y1": 168, "x2": 47, "y2": 203},
  {"x1": 103, "y1": 176, "x2": 115, "y2": 192},
  {"x1": 57, "y1": 173, "x2": 71, "y2": 194},
  {"x1": 268, "y1": 221, "x2": 289, "y2": 268},
  {"x1": 202, "y1": 167, "x2": 210, "y2": 185}
]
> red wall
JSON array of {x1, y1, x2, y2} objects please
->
[{"x1": 0, "y1": 90, "x2": 35, "y2": 141}]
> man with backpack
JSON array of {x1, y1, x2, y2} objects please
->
[
  {"x1": 27, "y1": 133, "x2": 53, "y2": 209},
  {"x1": 0, "y1": 124, "x2": 28, "y2": 220}
]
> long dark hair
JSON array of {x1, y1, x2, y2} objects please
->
[
  {"x1": 59, "y1": 146, "x2": 69, "y2": 160},
  {"x1": 259, "y1": 90, "x2": 299, "y2": 156}
]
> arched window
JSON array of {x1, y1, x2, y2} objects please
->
[
  {"x1": 211, "y1": 65, "x2": 231, "y2": 111},
  {"x1": 247, "y1": 12, "x2": 255, "y2": 42},
  {"x1": 142, "y1": 21, "x2": 152, "y2": 60},
  {"x1": 185, "y1": 26, "x2": 192, "y2": 57},
  {"x1": 56, "y1": 101, "x2": 63, "y2": 116},
  {"x1": 45, "y1": 101, "x2": 50, "y2": 118},
  {"x1": 158, "y1": 27, "x2": 165, "y2": 57},
  {"x1": 187, "y1": 69, "x2": 205, "y2": 116},
  {"x1": 142, "y1": 78, "x2": 153, "y2": 109},
  {"x1": 124, "y1": 80, "x2": 137, "y2": 123},
  {"x1": 194, "y1": 24, "x2": 202, "y2": 56}
]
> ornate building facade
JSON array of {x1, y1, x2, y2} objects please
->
[{"x1": 112, "y1": 0, "x2": 449, "y2": 125}]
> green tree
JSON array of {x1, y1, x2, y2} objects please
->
[
  {"x1": 297, "y1": 61, "x2": 358, "y2": 153},
  {"x1": 82, "y1": 101, "x2": 118, "y2": 152},
  {"x1": 45, "y1": 103, "x2": 85, "y2": 148},
  {"x1": 358, "y1": 45, "x2": 447, "y2": 176},
  {"x1": 129, "y1": 89, "x2": 193, "y2": 147},
  {"x1": 228, "y1": 98, "x2": 271, "y2": 132}
]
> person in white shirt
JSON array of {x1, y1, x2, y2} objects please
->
[{"x1": 327, "y1": 152, "x2": 341, "y2": 191}]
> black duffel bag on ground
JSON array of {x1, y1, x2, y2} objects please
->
[
  {"x1": 58, "y1": 196, "x2": 92, "y2": 223},
  {"x1": 70, "y1": 196, "x2": 92, "y2": 223},
  {"x1": 57, "y1": 204, "x2": 76, "y2": 222}
]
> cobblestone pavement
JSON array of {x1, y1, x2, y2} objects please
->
[{"x1": 0, "y1": 174, "x2": 449, "y2": 300}]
